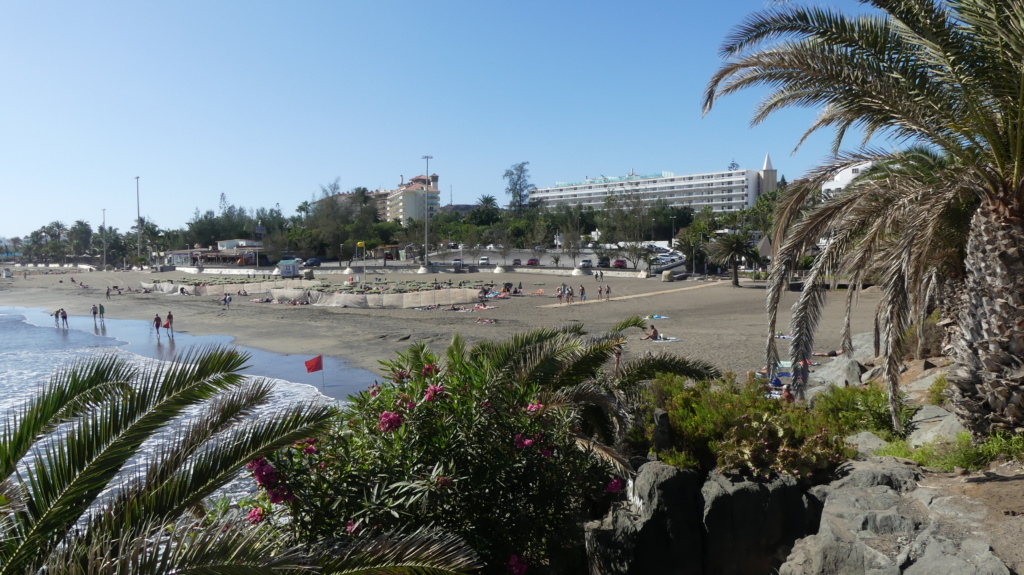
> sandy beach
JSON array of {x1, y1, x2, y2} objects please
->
[{"x1": 0, "y1": 267, "x2": 882, "y2": 378}]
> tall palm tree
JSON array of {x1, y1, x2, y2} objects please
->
[
  {"x1": 0, "y1": 346, "x2": 478, "y2": 574},
  {"x1": 708, "y1": 233, "x2": 757, "y2": 287},
  {"x1": 702, "y1": 0, "x2": 1024, "y2": 435}
]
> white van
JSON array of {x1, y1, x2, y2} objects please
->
[{"x1": 479, "y1": 256, "x2": 490, "y2": 265}]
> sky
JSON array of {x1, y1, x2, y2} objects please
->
[{"x1": 0, "y1": 0, "x2": 860, "y2": 240}]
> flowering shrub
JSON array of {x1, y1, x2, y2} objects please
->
[{"x1": 254, "y1": 340, "x2": 615, "y2": 573}]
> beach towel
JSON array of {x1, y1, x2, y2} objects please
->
[
  {"x1": 653, "y1": 336, "x2": 682, "y2": 343},
  {"x1": 162, "y1": 320, "x2": 170, "y2": 328},
  {"x1": 644, "y1": 314, "x2": 670, "y2": 320}
]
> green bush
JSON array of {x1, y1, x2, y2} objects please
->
[
  {"x1": 812, "y1": 383, "x2": 918, "y2": 440},
  {"x1": 927, "y1": 374, "x2": 948, "y2": 406},
  {"x1": 876, "y1": 431, "x2": 1024, "y2": 472},
  {"x1": 642, "y1": 376, "x2": 854, "y2": 481},
  {"x1": 251, "y1": 342, "x2": 615, "y2": 574},
  {"x1": 716, "y1": 411, "x2": 851, "y2": 481},
  {"x1": 876, "y1": 433, "x2": 988, "y2": 471}
]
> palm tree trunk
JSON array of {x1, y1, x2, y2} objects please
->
[
  {"x1": 949, "y1": 199, "x2": 1024, "y2": 435},
  {"x1": 731, "y1": 259, "x2": 740, "y2": 287}
]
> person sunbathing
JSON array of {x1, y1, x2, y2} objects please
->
[
  {"x1": 812, "y1": 349, "x2": 845, "y2": 357},
  {"x1": 639, "y1": 325, "x2": 660, "y2": 341}
]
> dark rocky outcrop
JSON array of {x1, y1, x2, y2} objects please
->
[
  {"x1": 585, "y1": 462, "x2": 704, "y2": 575},
  {"x1": 585, "y1": 462, "x2": 813, "y2": 575},
  {"x1": 586, "y1": 457, "x2": 1011, "y2": 575}
]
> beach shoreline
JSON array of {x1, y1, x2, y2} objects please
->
[{"x1": 0, "y1": 267, "x2": 883, "y2": 378}]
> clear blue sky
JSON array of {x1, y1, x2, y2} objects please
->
[{"x1": 0, "y1": 0, "x2": 854, "y2": 239}]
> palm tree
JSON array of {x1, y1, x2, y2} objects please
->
[
  {"x1": 708, "y1": 233, "x2": 757, "y2": 287},
  {"x1": 702, "y1": 0, "x2": 1024, "y2": 435},
  {"x1": 0, "y1": 346, "x2": 478, "y2": 574}
]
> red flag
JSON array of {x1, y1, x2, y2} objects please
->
[{"x1": 305, "y1": 355, "x2": 323, "y2": 373}]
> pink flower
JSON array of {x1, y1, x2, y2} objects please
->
[
  {"x1": 406, "y1": 401, "x2": 417, "y2": 410},
  {"x1": 369, "y1": 383, "x2": 381, "y2": 397},
  {"x1": 423, "y1": 383, "x2": 446, "y2": 402},
  {"x1": 392, "y1": 370, "x2": 410, "y2": 383},
  {"x1": 247, "y1": 507, "x2": 266, "y2": 524},
  {"x1": 421, "y1": 363, "x2": 438, "y2": 377},
  {"x1": 605, "y1": 477, "x2": 623, "y2": 494},
  {"x1": 526, "y1": 403, "x2": 544, "y2": 414},
  {"x1": 540, "y1": 449, "x2": 553, "y2": 458},
  {"x1": 515, "y1": 434, "x2": 534, "y2": 449},
  {"x1": 346, "y1": 520, "x2": 360, "y2": 534},
  {"x1": 267, "y1": 487, "x2": 294, "y2": 504},
  {"x1": 507, "y1": 554, "x2": 528, "y2": 575},
  {"x1": 378, "y1": 411, "x2": 403, "y2": 433},
  {"x1": 303, "y1": 444, "x2": 317, "y2": 454}
]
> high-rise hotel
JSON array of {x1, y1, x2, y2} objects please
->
[{"x1": 529, "y1": 155, "x2": 778, "y2": 213}]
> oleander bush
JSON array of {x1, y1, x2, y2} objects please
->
[{"x1": 250, "y1": 335, "x2": 629, "y2": 574}]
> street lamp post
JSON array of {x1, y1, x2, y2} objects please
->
[
  {"x1": 135, "y1": 177, "x2": 141, "y2": 263},
  {"x1": 422, "y1": 155, "x2": 432, "y2": 267},
  {"x1": 102, "y1": 208, "x2": 107, "y2": 270},
  {"x1": 670, "y1": 216, "x2": 676, "y2": 251}
]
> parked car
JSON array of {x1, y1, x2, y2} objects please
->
[
  {"x1": 512, "y1": 258, "x2": 522, "y2": 265},
  {"x1": 580, "y1": 259, "x2": 593, "y2": 268},
  {"x1": 527, "y1": 258, "x2": 540, "y2": 266},
  {"x1": 479, "y1": 256, "x2": 490, "y2": 265},
  {"x1": 612, "y1": 259, "x2": 628, "y2": 269},
  {"x1": 597, "y1": 256, "x2": 610, "y2": 267},
  {"x1": 384, "y1": 252, "x2": 394, "y2": 260},
  {"x1": 452, "y1": 257, "x2": 463, "y2": 268},
  {"x1": 303, "y1": 258, "x2": 322, "y2": 267}
]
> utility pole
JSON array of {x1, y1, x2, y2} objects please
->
[{"x1": 134, "y1": 177, "x2": 141, "y2": 262}]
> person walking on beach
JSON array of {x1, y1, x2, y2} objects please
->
[
  {"x1": 597, "y1": 285, "x2": 603, "y2": 300},
  {"x1": 98, "y1": 303, "x2": 104, "y2": 319},
  {"x1": 605, "y1": 284, "x2": 611, "y2": 300},
  {"x1": 53, "y1": 309, "x2": 60, "y2": 327},
  {"x1": 165, "y1": 311, "x2": 174, "y2": 336},
  {"x1": 91, "y1": 304, "x2": 98, "y2": 322},
  {"x1": 154, "y1": 314, "x2": 162, "y2": 339},
  {"x1": 106, "y1": 287, "x2": 111, "y2": 300},
  {"x1": 60, "y1": 309, "x2": 68, "y2": 329},
  {"x1": 579, "y1": 285, "x2": 586, "y2": 301}
]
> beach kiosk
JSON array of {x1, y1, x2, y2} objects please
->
[{"x1": 276, "y1": 259, "x2": 301, "y2": 278}]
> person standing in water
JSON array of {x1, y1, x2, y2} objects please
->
[
  {"x1": 154, "y1": 314, "x2": 162, "y2": 339},
  {"x1": 165, "y1": 311, "x2": 174, "y2": 336},
  {"x1": 91, "y1": 304, "x2": 98, "y2": 322},
  {"x1": 60, "y1": 309, "x2": 68, "y2": 329}
]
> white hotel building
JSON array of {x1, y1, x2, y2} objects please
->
[{"x1": 529, "y1": 155, "x2": 778, "y2": 213}]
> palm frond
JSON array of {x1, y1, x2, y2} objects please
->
[{"x1": 319, "y1": 528, "x2": 480, "y2": 575}]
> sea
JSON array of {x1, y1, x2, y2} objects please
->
[{"x1": 0, "y1": 305, "x2": 381, "y2": 500}]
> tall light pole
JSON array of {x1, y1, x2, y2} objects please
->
[
  {"x1": 102, "y1": 208, "x2": 107, "y2": 270},
  {"x1": 134, "y1": 176, "x2": 141, "y2": 262},
  {"x1": 422, "y1": 155, "x2": 432, "y2": 265},
  {"x1": 670, "y1": 216, "x2": 676, "y2": 251}
]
